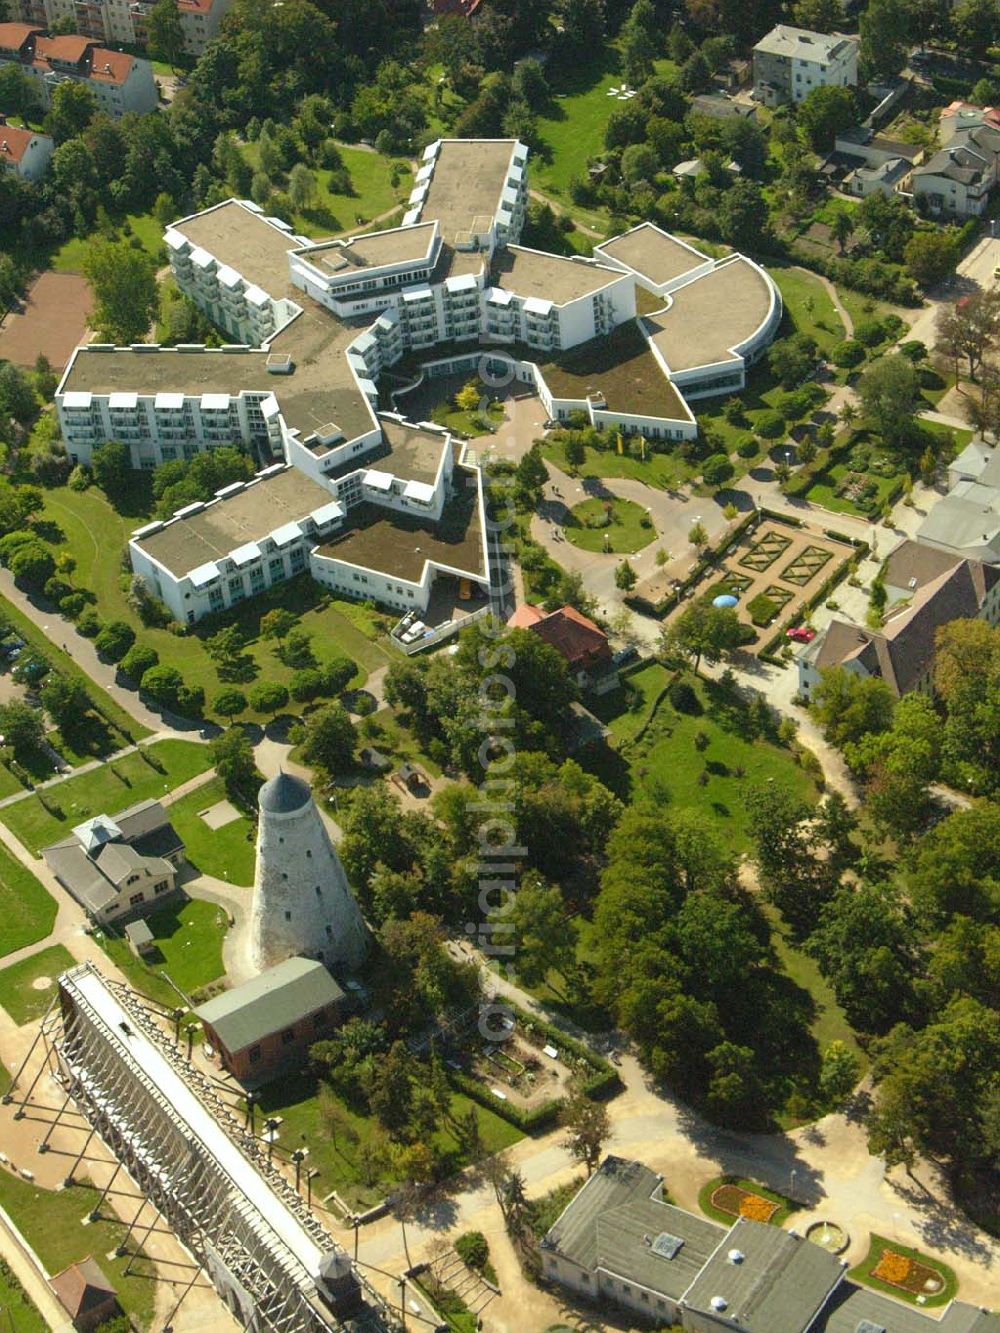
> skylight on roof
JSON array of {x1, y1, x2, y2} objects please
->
[
  {"x1": 855, "y1": 1322, "x2": 886, "y2": 1333},
  {"x1": 651, "y1": 1233, "x2": 684, "y2": 1260}
]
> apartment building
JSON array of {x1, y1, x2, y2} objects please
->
[
  {"x1": 752, "y1": 24, "x2": 858, "y2": 106},
  {"x1": 15, "y1": 0, "x2": 231, "y2": 55},
  {"x1": 0, "y1": 23, "x2": 157, "y2": 116},
  {"x1": 55, "y1": 139, "x2": 783, "y2": 626},
  {"x1": 0, "y1": 116, "x2": 53, "y2": 178}
]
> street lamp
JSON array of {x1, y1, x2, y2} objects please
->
[
  {"x1": 264, "y1": 1117, "x2": 280, "y2": 1164},
  {"x1": 307, "y1": 1167, "x2": 321, "y2": 1208},
  {"x1": 292, "y1": 1147, "x2": 308, "y2": 1193},
  {"x1": 245, "y1": 1091, "x2": 258, "y2": 1134}
]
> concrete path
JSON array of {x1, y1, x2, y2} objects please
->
[
  {"x1": 797, "y1": 265, "x2": 854, "y2": 337},
  {"x1": 0, "y1": 569, "x2": 199, "y2": 739}
]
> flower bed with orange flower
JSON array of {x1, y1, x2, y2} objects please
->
[
  {"x1": 710, "y1": 1183, "x2": 779, "y2": 1224},
  {"x1": 872, "y1": 1248, "x2": 946, "y2": 1296}
]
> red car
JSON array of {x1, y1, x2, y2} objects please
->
[{"x1": 786, "y1": 627, "x2": 816, "y2": 643}]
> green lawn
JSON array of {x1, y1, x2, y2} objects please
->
[
  {"x1": 849, "y1": 1234, "x2": 959, "y2": 1309},
  {"x1": 0, "y1": 945, "x2": 76, "y2": 1024},
  {"x1": 254, "y1": 1072, "x2": 522, "y2": 1210},
  {"x1": 0, "y1": 1258, "x2": 47, "y2": 1333},
  {"x1": 587, "y1": 666, "x2": 819, "y2": 854},
  {"x1": 98, "y1": 897, "x2": 227, "y2": 1007},
  {"x1": 532, "y1": 43, "x2": 677, "y2": 208},
  {"x1": 761, "y1": 901, "x2": 865, "y2": 1072},
  {"x1": 0, "y1": 593, "x2": 147, "y2": 745},
  {"x1": 38, "y1": 484, "x2": 392, "y2": 722},
  {"x1": 698, "y1": 1174, "x2": 800, "y2": 1227},
  {"x1": 0, "y1": 740, "x2": 212, "y2": 854},
  {"x1": 241, "y1": 143, "x2": 412, "y2": 238},
  {"x1": 0, "y1": 762, "x2": 25, "y2": 799},
  {"x1": 803, "y1": 458, "x2": 901, "y2": 516},
  {"x1": 541, "y1": 437, "x2": 695, "y2": 491},
  {"x1": 772, "y1": 265, "x2": 847, "y2": 355},
  {"x1": 50, "y1": 212, "x2": 164, "y2": 274},
  {"x1": 0, "y1": 840, "x2": 57, "y2": 960},
  {"x1": 430, "y1": 399, "x2": 504, "y2": 438},
  {"x1": 167, "y1": 777, "x2": 256, "y2": 887},
  {"x1": 564, "y1": 496, "x2": 656, "y2": 554},
  {"x1": 0, "y1": 1172, "x2": 157, "y2": 1329}
]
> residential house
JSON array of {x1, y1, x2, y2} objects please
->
[
  {"x1": 42, "y1": 798, "x2": 184, "y2": 925},
  {"x1": 912, "y1": 106, "x2": 1000, "y2": 216},
  {"x1": 833, "y1": 126, "x2": 917, "y2": 198},
  {"x1": 195, "y1": 957, "x2": 346, "y2": 1085},
  {"x1": 797, "y1": 539, "x2": 1000, "y2": 698},
  {"x1": 689, "y1": 94, "x2": 757, "y2": 122},
  {"x1": 752, "y1": 25, "x2": 857, "y2": 106},
  {"x1": 0, "y1": 23, "x2": 157, "y2": 117},
  {"x1": 508, "y1": 602, "x2": 616, "y2": 691},
  {"x1": 0, "y1": 116, "x2": 53, "y2": 179},
  {"x1": 917, "y1": 438, "x2": 1000, "y2": 562}
]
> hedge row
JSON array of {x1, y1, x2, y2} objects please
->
[
  {"x1": 759, "y1": 544, "x2": 869, "y2": 662},
  {"x1": 631, "y1": 508, "x2": 761, "y2": 618}
]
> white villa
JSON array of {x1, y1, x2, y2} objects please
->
[{"x1": 55, "y1": 138, "x2": 782, "y2": 626}]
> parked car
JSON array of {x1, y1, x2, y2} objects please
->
[
  {"x1": 612, "y1": 646, "x2": 639, "y2": 667},
  {"x1": 786, "y1": 627, "x2": 816, "y2": 643}
]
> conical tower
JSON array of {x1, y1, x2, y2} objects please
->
[{"x1": 249, "y1": 772, "x2": 368, "y2": 974}]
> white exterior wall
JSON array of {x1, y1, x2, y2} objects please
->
[
  {"x1": 0, "y1": 130, "x2": 53, "y2": 179},
  {"x1": 913, "y1": 169, "x2": 993, "y2": 216},
  {"x1": 251, "y1": 786, "x2": 368, "y2": 974},
  {"x1": 56, "y1": 349, "x2": 284, "y2": 466}
]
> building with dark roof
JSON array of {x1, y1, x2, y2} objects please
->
[
  {"x1": 540, "y1": 1158, "x2": 725, "y2": 1324},
  {"x1": 195, "y1": 956, "x2": 346, "y2": 1085},
  {"x1": 797, "y1": 541, "x2": 1000, "y2": 699},
  {"x1": 49, "y1": 1257, "x2": 119, "y2": 1331},
  {"x1": 42, "y1": 799, "x2": 184, "y2": 926},
  {"x1": 543, "y1": 1158, "x2": 1000, "y2": 1333}
]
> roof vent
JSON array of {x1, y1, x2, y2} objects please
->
[
  {"x1": 727, "y1": 1249, "x2": 745, "y2": 1264},
  {"x1": 908, "y1": 577, "x2": 917, "y2": 589},
  {"x1": 710, "y1": 1297, "x2": 728, "y2": 1313}
]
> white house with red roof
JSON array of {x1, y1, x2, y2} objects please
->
[
  {"x1": 0, "y1": 116, "x2": 53, "y2": 179},
  {"x1": 0, "y1": 23, "x2": 157, "y2": 116},
  {"x1": 14, "y1": 0, "x2": 230, "y2": 55}
]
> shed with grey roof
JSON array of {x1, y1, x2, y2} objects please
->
[{"x1": 195, "y1": 956, "x2": 346, "y2": 1085}]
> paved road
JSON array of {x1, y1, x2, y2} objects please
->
[{"x1": 0, "y1": 569, "x2": 200, "y2": 739}]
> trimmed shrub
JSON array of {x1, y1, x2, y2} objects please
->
[
  {"x1": 831, "y1": 338, "x2": 865, "y2": 367},
  {"x1": 736, "y1": 436, "x2": 758, "y2": 458},
  {"x1": 668, "y1": 679, "x2": 701, "y2": 714},
  {"x1": 756, "y1": 411, "x2": 785, "y2": 439},
  {"x1": 702, "y1": 453, "x2": 735, "y2": 486},
  {"x1": 747, "y1": 592, "x2": 779, "y2": 626},
  {"x1": 854, "y1": 318, "x2": 885, "y2": 348},
  {"x1": 455, "y1": 1232, "x2": 490, "y2": 1273},
  {"x1": 76, "y1": 609, "x2": 103, "y2": 638}
]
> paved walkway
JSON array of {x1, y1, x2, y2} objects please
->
[{"x1": 0, "y1": 569, "x2": 200, "y2": 739}]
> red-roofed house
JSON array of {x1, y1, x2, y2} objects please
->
[
  {"x1": 0, "y1": 116, "x2": 53, "y2": 179},
  {"x1": 12, "y1": 0, "x2": 232, "y2": 55},
  {"x1": 509, "y1": 602, "x2": 616, "y2": 690},
  {"x1": 0, "y1": 22, "x2": 157, "y2": 116}
]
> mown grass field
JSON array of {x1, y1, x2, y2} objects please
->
[
  {"x1": 241, "y1": 143, "x2": 412, "y2": 239},
  {"x1": 37, "y1": 485, "x2": 393, "y2": 722},
  {"x1": 0, "y1": 841, "x2": 57, "y2": 960},
  {"x1": 0, "y1": 740, "x2": 212, "y2": 854},
  {"x1": 0, "y1": 1171, "x2": 158, "y2": 1329},
  {"x1": 0, "y1": 944, "x2": 76, "y2": 1024},
  {"x1": 564, "y1": 496, "x2": 656, "y2": 554},
  {"x1": 99, "y1": 897, "x2": 228, "y2": 1006},
  {"x1": 167, "y1": 776, "x2": 256, "y2": 887},
  {"x1": 589, "y1": 665, "x2": 819, "y2": 854}
]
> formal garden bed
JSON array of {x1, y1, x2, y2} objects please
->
[
  {"x1": 850, "y1": 1235, "x2": 958, "y2": 1308},
  {"x1": 746, "y1": 584, "x2": 794, "y2": 627},
  {"x1": 738, "y1": 531, "x2": 792, "y2": 573},
  {"x1": 781, "y1": 545, "x2": 833, "y2": 586},
  {"x1": 698, "y1": 1175, "x2": 798, "y2": 1228}
]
